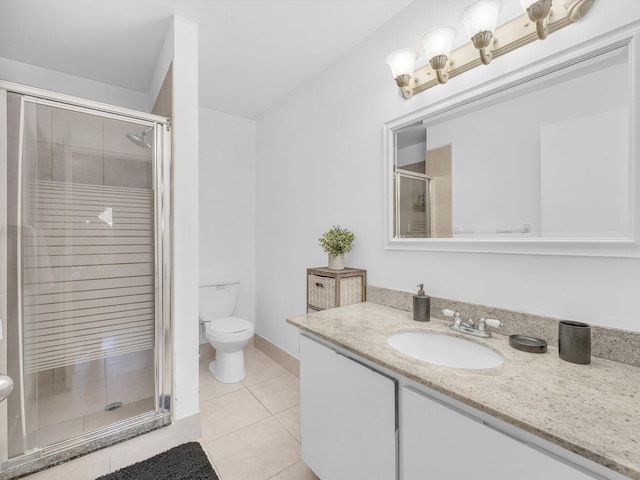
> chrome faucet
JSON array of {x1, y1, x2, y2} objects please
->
[{"x1": 442, "y1": 309, "x2": 503, "y2": 338}]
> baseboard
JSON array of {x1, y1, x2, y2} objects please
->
[{"x1": 254, "y1": 334, "x2": 299, "y2": 378}]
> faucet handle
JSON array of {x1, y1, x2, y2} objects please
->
[
  {"x1": 478, "y1": 318, "x2": 503, "y2": 331},
  {"x1": 443, "y1": 310, "x2": 463, "y2": 328}
]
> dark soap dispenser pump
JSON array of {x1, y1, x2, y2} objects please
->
[{"x1": 413, "y1": 283, "x2": 430, "y2": 322}]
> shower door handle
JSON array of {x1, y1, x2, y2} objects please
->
[{"x1": 0, "y1": 374, "x2": 13, "y2": 403}]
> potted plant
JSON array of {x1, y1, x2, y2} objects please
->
[{"x1": 319, "y1": 225, "x2": 355, "y2": 270}]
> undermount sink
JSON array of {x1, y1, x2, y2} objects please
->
[{"x1": 386, "y1": 331, "x2": 504, "y2": 369}]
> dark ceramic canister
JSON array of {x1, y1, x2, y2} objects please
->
[{"x1": 558, "y1": 320, "x2": 591, "y2": 365}]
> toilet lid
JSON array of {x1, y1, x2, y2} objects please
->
[{"x1": 207, "y1": 316, "x2": 253, "y2": 335}]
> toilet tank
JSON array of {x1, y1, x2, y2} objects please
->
[{"x1": 199, "y1": 278, "x2": 240, "y2": 321}]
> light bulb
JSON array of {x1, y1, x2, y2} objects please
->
[
  {"x1": 461, "y1": 0, "x2": 503, "y2": 38},
  {"x1": 520, "y1": 0, "x2": 538, "y2": 10},
  {"x1": 385, "y1": 49, "x2": 419, "y2": 79},
  {"x1": 421, "y1": 26, "x2": 457, "y2": 62}
]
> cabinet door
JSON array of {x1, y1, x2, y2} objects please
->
[
  {"x1": 300, "y1": 335, "x2": 397, "y2": 480},
  {"x1": 401, "y1": 387, "x2": 595, "y2": 480}
]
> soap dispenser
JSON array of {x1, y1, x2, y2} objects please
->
[{"x1": 413, "y1": 283, "x2": 430, "y2": 322}]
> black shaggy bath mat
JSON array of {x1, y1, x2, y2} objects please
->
[{"x1": 96, "y1": 442, "x2": 219, "y2": 480}]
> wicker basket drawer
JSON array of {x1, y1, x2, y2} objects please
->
[
  {"x1": 306, "y1": 267, "x2": 366, "y2": 311},
  {"x1": 340, "y1": 276, "x2": 364, "y2": 306},
  {"x1": 308, "y1": 274, "x2": 336, "y2": 310}
]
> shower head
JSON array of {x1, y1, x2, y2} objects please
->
[{"x1": 125, "y1": 126, "x2": 153, "y2": 149}]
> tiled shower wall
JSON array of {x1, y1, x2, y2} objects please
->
[
  {"x1": 18, "y1": 103, "x2": 153, "y2": 189},
  {"x1": 426, "y1": 144, "x2": 452, "y2": 238}
]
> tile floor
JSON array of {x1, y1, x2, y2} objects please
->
[{"x1": 198, "y1": 346, "x2": 319, "y2": 480}]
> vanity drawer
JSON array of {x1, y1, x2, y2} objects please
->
[{"x1": 307, "y1": 267, "x2": 366, "y2": 311}]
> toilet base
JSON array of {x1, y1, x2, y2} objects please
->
[{"x1": 208, "y1": 350, "x2": 246, "y2": 383}]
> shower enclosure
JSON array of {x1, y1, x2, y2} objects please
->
[
  {"x1": 394, "y1": 168, "x2": 431, "y2": 238},
  {"x1": 0, "y1": 82, "x2": 172, "y2": 478}
]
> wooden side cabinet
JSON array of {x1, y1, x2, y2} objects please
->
[{"x1": 307, "y1": 267, "x2": 366, "y2": 312}]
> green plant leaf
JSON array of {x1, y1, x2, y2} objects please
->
[{"x1": 319, "y1": 225, "x2": 356, "y2": 255}]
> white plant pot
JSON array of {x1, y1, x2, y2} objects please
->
[{"x1": 328, "y1": 254, "x2": 345, "y2": 270}]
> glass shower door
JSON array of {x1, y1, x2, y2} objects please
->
[
  {"x1": 395, "y1": 169, "x2": 431, "y2": 238},
  {"x1": 5, "y1": 93, "x2": 168, "y2": 460}
]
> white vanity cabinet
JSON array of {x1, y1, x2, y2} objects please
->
[
  {"x1": 401, "y1": 387, "x2": 596, "y2": 480},
  {"x1": 298, "y1": 332, "x2": 622, "y2": 480},
  {"x1": 299, "y1": 334, "x2": 397, "y2": 479}
]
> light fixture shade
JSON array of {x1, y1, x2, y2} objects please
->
[
  {"x1": 461, "y1": 0, "x2": 503, "y2": 37},
  {"x1": 421, "y1": 26, "x2": 457, "y2": 61},
  {"x1": 385, "y1": 48, "x2": 419, "y2": 78}
]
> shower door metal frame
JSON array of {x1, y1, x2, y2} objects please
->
[
  {"x1": 0, "y1": 80, "x2": 173, "y2": 475},
  {"x1": 394, "y1": 168, "x2": 432, "y2": 239}
]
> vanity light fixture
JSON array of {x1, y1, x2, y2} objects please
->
[
  {"x1": 461, "y1": 0, "x2": 503, "y2": 65},
  {"x1": 385, "y1": 48, "x2": 419, "y2": 98},
  {"x1": 386, "y1": 0, "x2": 594, "y2": 99},
  {"x1": 421, "y1": 26, "x2": 457, "y2": 84},
  {"x1": 521, "y1": 0, "x2": 553, "y2": 40}
]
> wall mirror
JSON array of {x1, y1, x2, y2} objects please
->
[{"x1": 384, "y1": 26, "x2": 640, "y2": 257}]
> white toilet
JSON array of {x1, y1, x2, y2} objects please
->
[{"x1": 199, "y1": 279, "x2": 254, "y2": 383}]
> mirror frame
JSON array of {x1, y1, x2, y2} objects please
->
[{"x1": 383, "y1": 23, "x2": 640, "y2": 257}]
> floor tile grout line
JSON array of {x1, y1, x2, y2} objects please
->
[
  {"x1": 265, "y1": 458, "x2": 305, "y2": 480},
  {"x1": 200, "y1": 411, "x2": 273, "y2": 445},
  {"x1": 199, "y1": 347, "x2": 307, "y2": 479},
  {"x1": 201, "y1": 399, "x2": 301, "y2": 472},
  {"x1": 200, "y1": 387, "x2": 299, "y2": 440},
  {"x1": 199, "y1": 385, "x2": 272, "y2": 443},
  {"x1": 242, "y1": 369, "x2": 299, "y2": 389},
  {"x1": 198, "y1": 439, "x2": 223, "y2": 477},
  {"x1": 199, "y1": 384, "x2": 250, "y2": 406},
  {"x1": 243, "y1": 382, "x2": 300, "y2": 417},
  {"x1": 272, "y1": 411, "x2": 301, "y2": 445},
  {"x1": 241, "y1": 370, "x2": 294, "y2": 389},
  {"x1": 244, "y1": 383, "x2": 277, "y2": 414},
  {"x1": 204, "y1": 419, "x2": 302, "y2": 480}
]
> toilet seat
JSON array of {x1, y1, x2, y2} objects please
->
[{"x1": 206, "y1": 316, "x2": 252, "y2": 335}]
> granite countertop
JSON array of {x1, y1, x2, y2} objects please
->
[{"x1": 287, "y1": 302, "x2": 640, "y2": 480}]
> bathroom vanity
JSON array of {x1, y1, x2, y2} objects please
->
[{"x1": 289, "y1": 303, "x2": 640, "y2": 480}]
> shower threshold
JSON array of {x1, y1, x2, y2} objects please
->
[{"x1": 1, "y1": 411, "x2": 171, "y2": 480}]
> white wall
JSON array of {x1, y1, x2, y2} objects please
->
[
  {"x1": 255, "y1": 1, "x2": 640, "y2": 357},
  {"x1": 171, "y1": 16, "x2": 200, "y2": 420},
  {"x1": 199, "y1": 107, "x2": 256, "y2": 325},
  {"x1": 147, "y1": 21, "x2": 174, "y2": 114},
  {"x1": 0, "y1": 56, "x2": 149, "y2": 112}
]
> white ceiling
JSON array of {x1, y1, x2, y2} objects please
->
[{"x1": 0, "y1": 0, "x2": 412, "y2": 118}]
